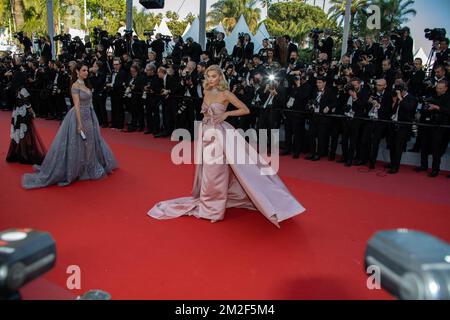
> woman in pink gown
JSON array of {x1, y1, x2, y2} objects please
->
[{"x1": 147, "y1": 65, "x2": 305, "y2": 227}]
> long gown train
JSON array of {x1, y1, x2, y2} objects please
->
[
  {"x1": 22, "y1": 87, "x2": 117, "y2": 189},
  {"x1": 148, "y1": 102, "x2": 305, "y2": 227}
]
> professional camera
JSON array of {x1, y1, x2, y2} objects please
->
[
  {"x1": 424, "y1": 28, "x2": 447, "y2": 42},
  {"x1": 307, "y1": 98, "x2": 320, "y2": 113},
  {"x1": 238, "y1": 32, "x2": 245, "y2": 42},
  {"x1": 143, "y1": 30, "x2": 155, "y2": 37},
  {"x1": 335, "y1": 77, "x2": 347, "y2": 87},
  {"x1": 206, "y1": 31, "x2": 215, "y2": 40},
  {"x1": 344, "y1": 83, "x2": 356, "y2": 92},
  {"x1": 393, "y1": 83, "x2": 406, "y2": 92}
]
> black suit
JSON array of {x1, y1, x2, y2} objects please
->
[
  {"x1": 345, "y1": 87, "x2": 370, "y2": 165},
  {"x1": 90, "y1": 72, "x2": 107, "y2": 126},
  {"x1": 284, "y1": 82, "x2": 313, "y2": 156},
  {"x1": 419, "y1": 92, "x2": 450, "y2": 171},
  {"x1": 309, "y1": 87, "x2": 337, "y2": 157},
  {"x1": 161, "y1": 74, "x2": 183, "y2": 134},
  {"x1": 126, "y1": 73, "x2": 147, "y2": 131},
  {"x1": 361, "y1": 90, "x2": 393, "y2": 166},
  {"x1": 143, "y1": 75, "x2": 163, "y2": 134},
  {"x1": 110, "y1": 69, "x2": 127, "y2": 129},
  {"x1": 389, "y1": 93, "x2": 418, "y2": 170},
  {"x1": 184, "y1": 42, "x2": 202, "y2": 63},
  {"x1": 319, "y1": 37, "x2": 334, "y2": 61},
  {"x1": 41, "y1": 43, "x2": 52, "y2": 62},
  {"x1": 150, "y1": 39, "x2": 165, "y2": 63},
  {"x1": 243, "y1": 41, "x2": 254, "y2": 61}
]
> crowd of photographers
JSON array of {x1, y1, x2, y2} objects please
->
[{"x1": 1, "y1": 26, "x2": 449, "y2": 176}]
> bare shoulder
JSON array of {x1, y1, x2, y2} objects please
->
[{"x1": 223, "y1": 90, "x2": 234, "y2": 99}]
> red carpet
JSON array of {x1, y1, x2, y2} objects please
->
[{"x1": 0, "y1": 110, "x2": 449, "y2": 300}]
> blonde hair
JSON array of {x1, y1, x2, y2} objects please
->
[{"x1": 203, "y1": 65, "x2": 229, "y2": 91}]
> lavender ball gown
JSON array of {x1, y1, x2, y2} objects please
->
[
  {"x1": 148, "y1": 102, "x2": 305, "y2": 227},
  {"x1": 22, "y1": 87, "x2": 117, "y2": 189}
]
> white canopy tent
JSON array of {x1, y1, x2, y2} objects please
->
[
  {"x1": 158, "y1": 19, "x2": 173, "y2": 37},
  {"x1": 212, "y1": 22, "x2": 226, "y2": 35},
  {"x1": 253, "y1": 22, "x2": 271, "y2": 52},
  {"x1": 153, "y1": 23, "x2": 160, "y2": 35},
  {"x1": 182, "y1": 16, "x2": 200, "y2": 42},
  {"x1": 414, "y1": 47, "x2": 430, "y2": 65},
  {"x1": 225, "y1": 15, "x2": 252, "y2": 53},
  {"x1": 182, "y1": 23, "x2": 191, "y2": 37}
]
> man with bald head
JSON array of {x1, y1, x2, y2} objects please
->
[{"x1": 361, "y1": 78, "x2": 393, "y2": 169}]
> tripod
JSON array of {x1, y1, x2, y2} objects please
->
[{"x1": 425, "y1": 44, "x2": 437, "y2": 77}]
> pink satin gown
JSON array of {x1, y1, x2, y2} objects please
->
[{"x1": 147, "y1": 102, "x2": 305, "y2": 227}]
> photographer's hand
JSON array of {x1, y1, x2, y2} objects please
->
[
  {"x1": 323, "y1": 106, "x2": 330, "y2": 114},
  {"x1": 428, "y1": 104, "x2": 440, "y2": 111}
]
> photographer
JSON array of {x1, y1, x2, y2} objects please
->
[
  {"x1": 48, "y1": 61, "x2": 69, "y2": 121},
  {"x1": 179, "y1": 67, "x2": 200, "y2": 134},
  {"x1": 424, "y1": 65, "x2": 448, "y2": 96},
  {"x1": 155, "y1": 66, "x2": 183, "y2": 137},
  {"x1": 240, "y1": 72, "x2": 264, "y2": 130},
  {"x1": 171, "y1": 36, "x2": 184, "y2": 66},
  {"x1": 243, "y1": 34, "x2": 254, "y2": 63},
  {"x1": 361, "y1": 79, "x2": 393, "y2": 169},
  {"x1": 257, "y1": 73, "x2": 285, "y2": 150},
  {"x1": 264, "y1": 48, "x2": 281, "y2": 74},
  {"x1": 149, "y1": 33, "x2": 165, "y2": 64},
  {"x1": 113, "y1": 33, "x2": 126, "y2": 57},
  {"x1": 388, "y1": 81, "x2": 418, "y2": 174},
  {"x1": 282, "y1": 73, "x2": 313, "y2": 159},
  {"x1": 407, "y1": 58, "x2": 426, "y2": 97},
  {"x1": 27, "y1": 60, "x2": 49, "y2": 118},
  {"x1": 380, "y1": 35, "x2": 395, "y2": 62},
  {"x1": 89, "y1": 60, "x2": 108, "y2": 127},
  {"x1": 349, "y1": 39, "x2": 363, "y2": 69},
  {"x1": 124, "y1": 64, "x2": 146, "y2": 132},
  {"x1": 195, "y1": 62, "x2": 207, "y2": 120},
  {"x1": 41, "y1": 35, "x2": 52, "y2": 63},
  {"x1": 317, "y1": 31, "x2": 333, "y2": 62},
  {"x1": 434, "y1": 38, "x2": 449, "y2": 68},
  {"x1": 130, "y1": 35, "x2": 145, "y2": 62},
  {"x1": 209, "y1": 32, "x2": 226, "y2": 62},
  {"x1": 415, "y1": 80, "x2": 450, "y2": 177},
  {"x1": 398, "y1": 27, "x2": 414, "y2": 69},
  {"x1": 379, "y1": 59, "x2": 396, "y2": 89},
  {"x1": 107, "y1": 58, "x2": 127, "y2": 130},
  {"x1": 356, "y1": 54, "x2": 376, "y2": 85},
  {"x1": 183, "y1": 37, "x2": 202, "y2": 63},
  {"x1": 306, "y1": 77, "x2": 336, "y2": 161},
  {"x1": 330, "y1": 77, "x2": 350, "y2": 162},
  {"x1": 258, "y1": 39, "x2": 271, "y2": 63},
  {"x1": 364, "y1": 35, "x2": 383, "y2": 72},
  {"x1": 343, "y1": 78, "x2": 369, "y2": 166},
  {"x1": 284, "y1": 35, "x2": 298, "y2": 57},
  {"x1": 232, "y1": 37, "x2": 244, "y2": 66},
  {"x1": 141, "y1": 63, "x2": 163, "y2": 135},
  {"x1": 15, "y1": 32, "x2": 33, "y2": 56}
]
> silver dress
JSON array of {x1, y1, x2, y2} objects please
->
[{"x1": 22, "y1": 86, "x2": 118, "y2": 189}]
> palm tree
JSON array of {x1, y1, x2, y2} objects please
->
[
  {"x1": 11, "y1": 0, "x2": 26, "y2": 30},
  {"x1": 208, "y1": 0, "x2": 261, "y2": 34},
  {"x1": 327, "y1": 0, "x2": 368, "y2": 27},
  {"x1": 370, "y1": 0, "x2": 416, "y2": 33}
]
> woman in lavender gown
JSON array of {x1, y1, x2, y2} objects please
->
[
  {"x1": 22, "y1": 62, "x2": 117, "y2": 189},
  {"x1": 148, "y1": 65, "x2": 305, "y2": 227}
]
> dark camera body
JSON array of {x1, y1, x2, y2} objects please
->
[
  {"x1": 344, "y1": 83, "x2": 356, "y2": 92},
  {"x1": 424, "y1": 28, "x2": 447, "y2": 41}
]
